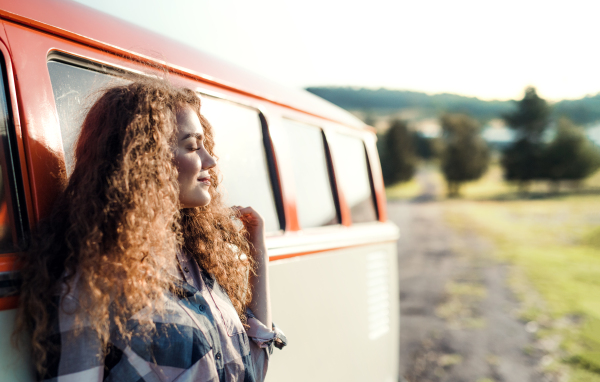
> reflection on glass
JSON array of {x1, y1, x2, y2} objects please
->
[
  {"x1": 0, "y1": 59, "x2": 16, "y2": 251},
  {"x1": 0, "y1": 167, "x2": 11, "y2": 252},
  {"x1": 331, "y1": 134, "x2": 377, "y2": 223},
  {"x1": 201, "y1": 97, "x2": 280, "y2": 233},
  {"x1": 47, "y1": 61, "x2": 128, "y2": 175},
  {"x1": 282, "y1": 120, "x2": 338, "y2": 228}
]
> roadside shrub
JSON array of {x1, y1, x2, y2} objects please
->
[
  {"x1": 540, "y1": 118, "x2": 600, "y2": 191},
  {"x1": 378, "y1": 119, "x2": 417, "y2": 185},
  {"x1": 440, "y1": 113, "x2": 490, "y2": 197}
]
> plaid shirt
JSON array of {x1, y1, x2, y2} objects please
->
[{"x1": 41, "y1": 251, "x2": 285, "y2": 382}]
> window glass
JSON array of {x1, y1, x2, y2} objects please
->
[
  {"x1": 0, "y1": 56, "x2": 26, "y2": 252},
  {"x1": 281, "y1": 119, "x2": 338, "y2": 228},
  {"x1": 331, "y1": 133, "x2": 377, "y2": 223},
  {"x1": 201, "y1": 97, "x2": 280, "y2": 233},
  {"x1": 47, "y1": 61, "x2": 128, "y2": 175},
  {"x1": 47, "y1": 61, "x2": 281, "y2": 232}
]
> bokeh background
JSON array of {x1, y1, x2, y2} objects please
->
[{"x1": 74, "y1": 1, "x2": 600, "y2": 381}]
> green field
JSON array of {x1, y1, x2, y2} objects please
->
[
  {"x1": 389, "y1": 165, "x2": 600, "y2": 381},
  {"x1": 385, "y1": 176, "x2": 422, "y2": 200}
]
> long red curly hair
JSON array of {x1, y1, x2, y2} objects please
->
[{"x1": 15, "y1": 77, "x2": 253, "y2": 375}]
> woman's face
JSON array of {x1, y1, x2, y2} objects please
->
[{"x1": 174, "y1": 106, "x2": 217, "y2": 208}]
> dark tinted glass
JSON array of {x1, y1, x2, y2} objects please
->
[
  {"x1": 47, "y1": 61, "x2": 128, "y2": 174},
  {"x1": 201, "y1": 96, "x2": 280, "y2": 233},
  {"x1": 331, "y1": 134, "x2": 377, "y2": 223},
  {"x1": 282, "y1": 119, "x2": 338, "y2": 228},
  {"x1": 0, "y1": 57, "x2": 26, "y2": 252}
]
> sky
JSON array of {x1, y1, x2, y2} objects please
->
[{"x1": 73, "y1": 0, "x2": 600, "y2": 102}]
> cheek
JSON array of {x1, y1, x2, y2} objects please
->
[{"x1": 175, "y1": 153, "x2": 200, "y2": 181}]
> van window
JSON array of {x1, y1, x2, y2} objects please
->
[
  {"x1": 0, "y1": 56, "x2": 27, "y2": 252},
  {"x1": 281, "y1": 120, "x2": 338, "y2": 228},
  {"x1": 47, "y1": 61, "x2": 128, "y2": 175},
  {"x1": 47, "y1": 61, "x2": 282, "y2": 232},
  {"x1": 200, "y1": 97, "x2": 280, "y2": 233},
  {"x1": 330, "y1": 134, "x2": 377, "y2": 223}
]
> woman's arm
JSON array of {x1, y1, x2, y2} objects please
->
[
  {"x1": 41, "y1": 295, "x2": 106, "y2": 381},
  {"x1": 233, "y1": 206, "x2": 272, "y2": 329}
]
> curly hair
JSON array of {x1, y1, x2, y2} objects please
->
[{"x1": 15, "y1": 77, "x2": 253, "y2": 376}]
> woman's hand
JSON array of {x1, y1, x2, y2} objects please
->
[
  {"x1": 232, "y1": 206, "x2": 264, "y2": 240},
  {"x1": 231, "y1": 205, "x2": 271, "y2": 328},
  {"x1": 232, "y1": 206, "x2": 267, "y2": 263}
]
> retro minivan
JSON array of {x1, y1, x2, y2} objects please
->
[{"x1": 0, "y1": 1, "x2": 400, "y2": 381}]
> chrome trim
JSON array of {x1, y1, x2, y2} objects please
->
[
  {"x1": 197, "y1": 91, "x2": 260, "y2": 112},
  {"x1": 47, "y1": 51, "x2": 147, "y2": 79},
  {"x1": 195, "y1": 88, "x2": 232, "y2": 103},
  {"x1": 266, "y1": 222, "x2": 399, "y2": 258},
  {"x1": 0, "y1": 270, "x2": 21, "y2": 298}
]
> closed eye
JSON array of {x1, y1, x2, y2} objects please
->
[{"x1": 182, "y1": 133, "x2": 204, "y2": 142}]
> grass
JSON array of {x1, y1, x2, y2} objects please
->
[
  {"x1": 457, "y1": 165, "x2": 600, "y2": 200},
  {"x1": 438, "y1": 167, "x2": 600, "y2": 381},
  {"x1": 459, "y1": 165, "x2": 516, "y2": 199},
  {"x1": 436, "y1": 281, "x2": 487, "y2": 330},
  {"x1": 584, "y1": 169, "x2": 600, "y2": 189},
  {"x1": 386, "y1": 163, "x2": 600, "y2": 379},
  {"x1": 385, "y1": 177, "x2": 421, "y2": 200}
]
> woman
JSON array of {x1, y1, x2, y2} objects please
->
[{"x1": 16, "y1": 78, "x2": 285, "y2": 381}]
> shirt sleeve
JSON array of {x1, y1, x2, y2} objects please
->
[
  {"x1": 245, "y1": 309, "x2": 287, "y2": 382},
  {"x1": 45, "y1": 293, "x2": 169, "y2": 382},
  {"x1": 41, "y1": 295, "x2": 105, "y2": 382}
]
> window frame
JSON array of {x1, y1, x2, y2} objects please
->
[
  {"x1": 0, "y1": 41, "x2": 32, "y2": 310},
  {"x1": 45, "y1": 53, "x2": 285, "y2": 234},
  {"x1": 280, "y1": 118, "x2": 342, "y2": 229},
  {"x1": 322, "y1": 129, "x2": 343, "y2": 225},
  {"x1": 258, "y1": 112, "x2": 286, "y2": 231},
  {"x1": 0, "y1": 51, "x2": 29, "y2": 251},
  {"x1": 327, "y1": 128, "x2": 380, "y2": 226},
  {"x1": 360, "y1": 138, "x2": 380, "y2": 222},
  {"x1": 47, "y1": 51, "x2": 143, "y2": 80},
  {"x1": 197, "y1": 93, "x2": 285, "y2": 233}
]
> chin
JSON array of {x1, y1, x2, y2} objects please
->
[{"x1": 179, "y1": 193, "x2": 212, "y2": 209}]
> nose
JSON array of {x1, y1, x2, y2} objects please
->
[{"x1": 201, "y1": 150, "x2": 217, "y2": 170}]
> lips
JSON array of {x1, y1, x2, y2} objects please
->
[{"x1": 198, "y1": 175, "x2": 211, "y2": 186}]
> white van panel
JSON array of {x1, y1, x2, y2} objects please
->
[{"x1": 266, "y1": 242, "x2": 399, "y2": 382}]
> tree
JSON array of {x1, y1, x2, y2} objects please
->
[
  {"x1": 377, "y1": 119, "x2": 416, "y2": 185},
  {"x1": 412, "y1": 132, "x2": 441, "y2": 160},
  {"x1": 501, "y1": 138, "x2": 543, "y2": 189},
  {"x1": 540, "y1": 117, "x2": 600, "y2": 191},
  {"x1": 440, "y1": 113, "x2": 490, "y2": 197},
  {"x1": 501, "y1": 87, "x2": 551, "y2": 191}
]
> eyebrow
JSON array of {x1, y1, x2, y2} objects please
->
[{"x1": 181, "y1": 133, "x2": 204, "y2": 141}]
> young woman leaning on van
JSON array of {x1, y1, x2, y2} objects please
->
[{"x1": 15, "y1": 78, "x2": 286, "y2": 382}]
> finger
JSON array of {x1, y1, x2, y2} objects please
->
[
  {"x1": 231, "y1": 206, "x2": 246, "y2": 215},
  {"x1": 236, "y1": 207, "x2": 255, "y2": 216}
]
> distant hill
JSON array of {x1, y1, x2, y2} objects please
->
[
  {"x1": 553, "y1": 94, "x2": 600, "y2": 125},
  {"x1": 306, "y1": 86, "x2": 600, "y2": 126}
]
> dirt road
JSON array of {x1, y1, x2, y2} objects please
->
[{"x1": 389, "y1": 171, "x2": 547, "y2": 382}]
